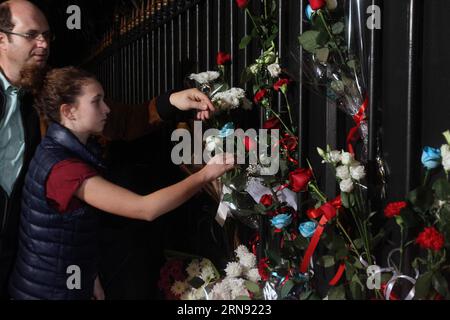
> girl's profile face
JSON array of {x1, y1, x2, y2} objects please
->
[{"x1": 72, "y1": 79, "x2": 110, "y2": 134}]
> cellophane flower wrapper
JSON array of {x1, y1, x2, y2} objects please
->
[{"x1": 300, "y1": 0, "x2": 370, "y2": 157}]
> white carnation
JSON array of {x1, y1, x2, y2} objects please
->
[
  {"x1": 212, "y1": 87, "x2": 246, "y2": 110},
  {"x1": 238, "y1": 252, "x2": 257, "y2": 269},
  {"x1": 340, "y1": 178, "x2": 354, "y2": 193},
  {"x1": 267, "y1": 63, "x2": 281, "y2": 78},
  {"x1": 189, "y1": 71, "x2": 220, "y2": 84},
  {"x1": 341, "y1": 152, "x2": 354, "y2": 165},
  {"x1": 350, "y1": 165, "x2": 366, "y2": 181},
  {"x1": 336, "y1": 165, "x2": 350, "y2": 180},
  {"x1": 200, "y1": 264, "x2": 216, "y2": 283},
  {"x1": 245, "y1": 268, "x2": 261, "y2": 282},
  {"x1": 224, "y1": 261, "x2": 243, "y2": 278},
  {"x1": 234, "y1": 245, "x2": 250, "y2": 259}
]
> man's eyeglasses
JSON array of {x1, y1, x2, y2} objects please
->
[{"x1": 0, "y1": 29, "x2": 55, "y2": 42}]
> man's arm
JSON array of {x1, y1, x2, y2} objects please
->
[{"x1": 102, "y1": 88, "x2": 215, "y2": 141}]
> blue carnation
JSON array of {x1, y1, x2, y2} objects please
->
[{"x1": 421, "y1": 146, "x2": 441, "y2": 170}]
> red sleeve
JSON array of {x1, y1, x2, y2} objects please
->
[{"x1": 46, "y1": 158, "x2": 98, "y2": 213}]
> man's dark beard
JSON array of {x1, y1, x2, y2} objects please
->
[{"x1": 18, "y1": 63, "x2": 49, "y2": 94}]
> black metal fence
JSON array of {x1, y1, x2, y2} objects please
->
[{"x1": 85, "y1": 0, "x2": 450, "y2": 204}]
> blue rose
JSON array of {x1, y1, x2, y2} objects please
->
[
  {"x1": 305, "y1": 5, "x2": 314, "y2": 21},
  {"x1": 421, "y1": 146, "x2": 441, "y2": 170},
  {"x1": 298, "y1": 221, "x2": 317, "y2": 238},
  {"x1": 219, "y1": 122, "x2": 235, "y2": 138},
  {"x1": 270, "y1": 213, "x2": 292, "y2": 229}
]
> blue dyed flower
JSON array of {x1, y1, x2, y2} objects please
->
[
  {"x1": 421, "y1": 146, "x2": 441, "y2": 170},
  {"x1": 298, "y1": 221, "x2": 317, "y2": 238},
  {"x1": 270, "y1": 213, "x2": 292, "y2": 229},
  {"x1": 305, "y1": 5, "x2": 314, "y2": 21},
  {"x1": 219, "y1": 122, "x2": 235, "y2": 138}
]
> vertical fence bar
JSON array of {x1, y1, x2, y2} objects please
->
[{"x1": 405, "y1": 0, "x2": 423, "y2": 193}]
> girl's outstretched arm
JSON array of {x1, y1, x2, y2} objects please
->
[{"x1": 75, "y1": 154, "x2": 234, "y2": 221}]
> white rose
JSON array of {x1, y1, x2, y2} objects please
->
[
  {"x1": 350, "y1": 165, "x2": 366, "y2": 181},
  {"x1": 267, "y1": 63, "x2": 281, "y2": 78},
  {"x1": 336, "y1": 165, "x2": 350, "y2": 180},
  {"x1": 443, "y1": 154, "x2": 450, "y2": 172},
  {"x1": 189, "y1": 71, "x2": 220, "y2": 84},
  {"x1": 341, "y1": 152, "x2": 354, "y2": 165},
  {"x1": 329, "y1": 150, "x2": 342, "y2": 164},
  {"x1": 441, "y1": 144, "x2": 450, "y2": 158},
  {"x1": 340, "y1": 178, "x2": 354, "y2": 193},
  {"x1": 205, "y1": 135, "x2": 222, "y2": 152}
]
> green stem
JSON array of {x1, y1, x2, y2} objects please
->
[
  {"x1": 266, "y1": 107, "x2": 295, "y2": 137},
  {"x1": 282, "y1": 91, "x2": 295, "y2": 133},
  {"x1": 308, "y1": 182, "x2": 327, "y2": 203},
  {"x1": 336, "y1": 219, "x2": 362, "y2": 258},
  {"x1": 399, "y1": 226, "x2": 404, "y2": 273},
  {"x1": 245, "y1": 9, "x2": 266, "y2": 49},
  {"x1": 317, "y1": 11, "x2": 346, "y2": 67},
  {"x1": 423, "y1": 170, "x2": 430, "y2": 186}
]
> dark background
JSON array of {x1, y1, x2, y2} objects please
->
[{"x1": 29, "y1": 0, "x2": 450, "y2": 299}]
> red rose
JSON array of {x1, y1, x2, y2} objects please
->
[
  {"x1": 309, "y1": 0, "x2": 326, "y2": 10},
  {"x1": 253, "y1": 88, "x2": 267, "y2": 104},
  {"x1": 260, "y1": 194, "x2": 273, "y2": 207},
  {"x1": 236, "y1": 0, "x2": 249, "y2": 9},
  {"x1": 273, "y1": 78, "x2": 290, "y2": 91},
  {"x1": 262, "y1": 117, "x2": 280, "y2": 130},
  {"x1": 384, "y1": 201, "x2": 407, "y2": 218},
  {"x1": 289, "y1": 168, "x2": 312, "y2": 192},
  {"x1": 415, "y1": 227, "x2": 445, "y2": 251},
  {"x1": 216, "y1": 52, "x2": 231, "y2": 65},
  {"x1": 243, "y1": 136, "x2": 256, "y2": 151}
]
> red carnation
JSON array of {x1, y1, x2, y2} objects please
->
[
  {"x1": 262, "y1": 117, "x2": 280, "y2": 130},
  {"x1": 289, "y1": 168, "x2": 312, "y2": 192},
  {"x1": 384, "y1": 201, "x2": 407, "y2": 218},
  {"x1": 415, "y1": 227, "x2": 445, "y2": 251},
  {"x1": 260, "y1": 194, "x2": 273, "y2": 207},
  {"x1": 273, "y1": 78, "x2": 290, "y2": 91},
  {"x1": 253, "y1": 88, "x2": 267, "y2": 104},
  {"x1": 258, "y1": 258, "x2": 270, "y2": 281},
  {"x1": 236, "y1": 0, "x2": 249, "y2": 9},
  {"x1": 243, "y1": 136, "x2": 256, "y2": 151},
  {"x1": 216, "y1": 52, "x2": 231, "y2": 65},
  {"x1": 309, "y1": 0, "x2": 326, "y2": 10}
]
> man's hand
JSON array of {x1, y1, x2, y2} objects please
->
[
  {"x1": 92, "y1": 275, "x2": 105, "y2": 300},
  {"x1": 169, "y1": 88, "x2": 216, "y2": 121}
]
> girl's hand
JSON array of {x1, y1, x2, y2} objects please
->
[{"x1": 201, "y1": 153, "x2": 235, "y2": 182}]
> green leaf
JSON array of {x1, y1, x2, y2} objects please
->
[
  {"x1": 327, "y1": 285, "x2": 346, "y2": 300},
  {"x1": 298, "y1": 30, "x2": 321, "y2": 53},
  {"x1": 414, "y1": 271, "x2": 433, "y2": 299},
  {"x1": 331, "y1": 80, "x2": 345, "y2": 93},
  {"x1": 331, "y1": 22, "x2": 345, "y2": 35},
  {"x1": 280, "y1": 280, "x2": 295, "y2": 299},
  {"x1": 319, "y1": 255, "x2": 336, "y2": 268},
  {"x1": 235, "y1": 295, "x2": 251, "y2": 300},
  {"x1": 315, "y1": 47, "x2": 330, "y2": 63},
  {"x1": 432, "y1": 272, "x2": 449, "y2": 298},
  {"x1": 347, "y1": 60, "x2": 356, "y2": 70},
  {"x1": 433, "y1": 178, "x2": 450, "y2": 201},
  {"x1": 341, "y1": 192, "x2": 351, "y2": 208},
  {"x1": 244, "y1": 280, "x2": 261, "y2": 294},
  {"x1": 407, "y1": 186, "x2": 435, "y2": 213},
  {"x1": 349, "y1": 275, "x2": 365, "y2": 300},
  {"x1": 239, "y1": 35, "x2": 252, "y2": 49}
]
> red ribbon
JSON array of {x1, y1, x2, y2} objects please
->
[
  {"x1": 299, "y1": 196, "x2": 341, "y2": 273},
  {"x1": 346, "y1": 96, "x2": 368, "y2": 155},
  {"x1": 328, "y1": 263, "x2": 346, "y2": 286}
]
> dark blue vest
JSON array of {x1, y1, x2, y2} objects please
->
[{"x1": 8, "y1": 122, "x2": 105, "y2": 300}]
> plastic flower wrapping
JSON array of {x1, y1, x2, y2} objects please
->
[{"x1": 299, "y1": 0, "x2": 369, "y2": 157}]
